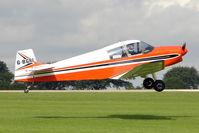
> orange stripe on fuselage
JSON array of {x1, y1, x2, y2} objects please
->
[{"x1": 15, "y1": 62, "x2": 143, "y2": 82}]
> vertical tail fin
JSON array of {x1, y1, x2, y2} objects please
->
[
  {"x1": 15, "y1": 49, "x2": 37, "y2": 71},
  {"x1": 15, "y1": 49, "x2": 52, "y2": 82}
]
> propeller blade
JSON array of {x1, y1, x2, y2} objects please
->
[{"x1": 182, "y1": 42, "x2": 186, "y2": 51}]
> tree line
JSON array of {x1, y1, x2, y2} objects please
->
[
  {"x1": 0, "y1": 60, "x2": 199, "y2": 90},
  {"x1": 164, "y1": 66, "x2": 199, "y2": 89},
  {"x1": 0, "y1": 61, "x2": 26, "y2": 90}
]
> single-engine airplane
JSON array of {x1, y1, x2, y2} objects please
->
[{"x1": 14, "y1": 40, "x2": 187, "y2": 93}]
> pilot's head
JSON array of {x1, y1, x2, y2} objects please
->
[{"x1": 129, "y1": 45, "x2": 134, "y2": 51}]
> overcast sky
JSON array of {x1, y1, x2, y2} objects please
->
[{"x1": 0, "y1": 0, "x2": 199, "y2": 76}]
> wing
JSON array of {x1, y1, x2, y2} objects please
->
[{"x1": 120, "y1": 61, "x2": 165, "y2": 79}]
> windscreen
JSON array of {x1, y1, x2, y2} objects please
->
[{"x1": 142, "y1": 41, "x2": 154, "y2": 54}]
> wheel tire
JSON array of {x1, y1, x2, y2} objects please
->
[
  {"x1": 154, "y1": 80, "x2": 165, "y2": 92},
  {"x1": 143, "y1": 78, "x2": 154, "y2": 89}
]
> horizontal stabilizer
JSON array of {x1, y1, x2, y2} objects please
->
[{"x1": 30, "y1": 64, "x2": 54, "y2": 73}]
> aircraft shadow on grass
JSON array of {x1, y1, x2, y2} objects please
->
[{"x1": 34, "y1": 114, "x2": 190, "y2": 120}]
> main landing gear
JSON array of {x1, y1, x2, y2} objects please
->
[{"x1": 143, "y1": 77, "x2": 165, "y2": 92}]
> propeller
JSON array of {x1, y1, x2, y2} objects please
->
[{"x1": 182, "y1": 42, "x2": 186, "y2": 51}]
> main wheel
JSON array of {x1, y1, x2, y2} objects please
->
[
  {"x1": 154, "y1": 80, "x2": 165, "y2": 92},
  {"x1": 143, "y1": 78, "x2": 154, "y2": 89}
]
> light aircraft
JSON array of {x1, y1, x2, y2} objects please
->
[{"x1": 14, "y1": 40, "x2": 188, "y2": 93}]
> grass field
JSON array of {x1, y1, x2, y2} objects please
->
[{"x1": 0, "y1": 92, "x2": 199, "y2": 133}]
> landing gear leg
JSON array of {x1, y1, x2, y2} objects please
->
[{"x1": 152, "y1": 73, "x2": 157, "y2": 81}]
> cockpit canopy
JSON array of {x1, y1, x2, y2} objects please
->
[{"x1": 108, "y1": 41, "x2": 154, "y2": 59}]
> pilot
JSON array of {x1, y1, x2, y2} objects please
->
[{"x1": 128, "y1": 44, "x2": 136, "y2": 55}]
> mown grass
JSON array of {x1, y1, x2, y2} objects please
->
[{"x1": 0, "y1": 92, "x2": 199, "y2": 133}]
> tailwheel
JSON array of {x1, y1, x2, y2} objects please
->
[
  {"x1": 25, "y1": 73, "x2": 35, "y2": 94},
  {"x1": 24, "y1": 83, "x2": 33, "y2": 94},
  {"x1": 154, "y1": 80, "x2": 165, "y2": 92},
  {"x1": 143, "y1": 78, "x2": 154, "y2": 89},
  {"x1": 24, "y1": 88, "x2": 29, "y2": 93}
]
